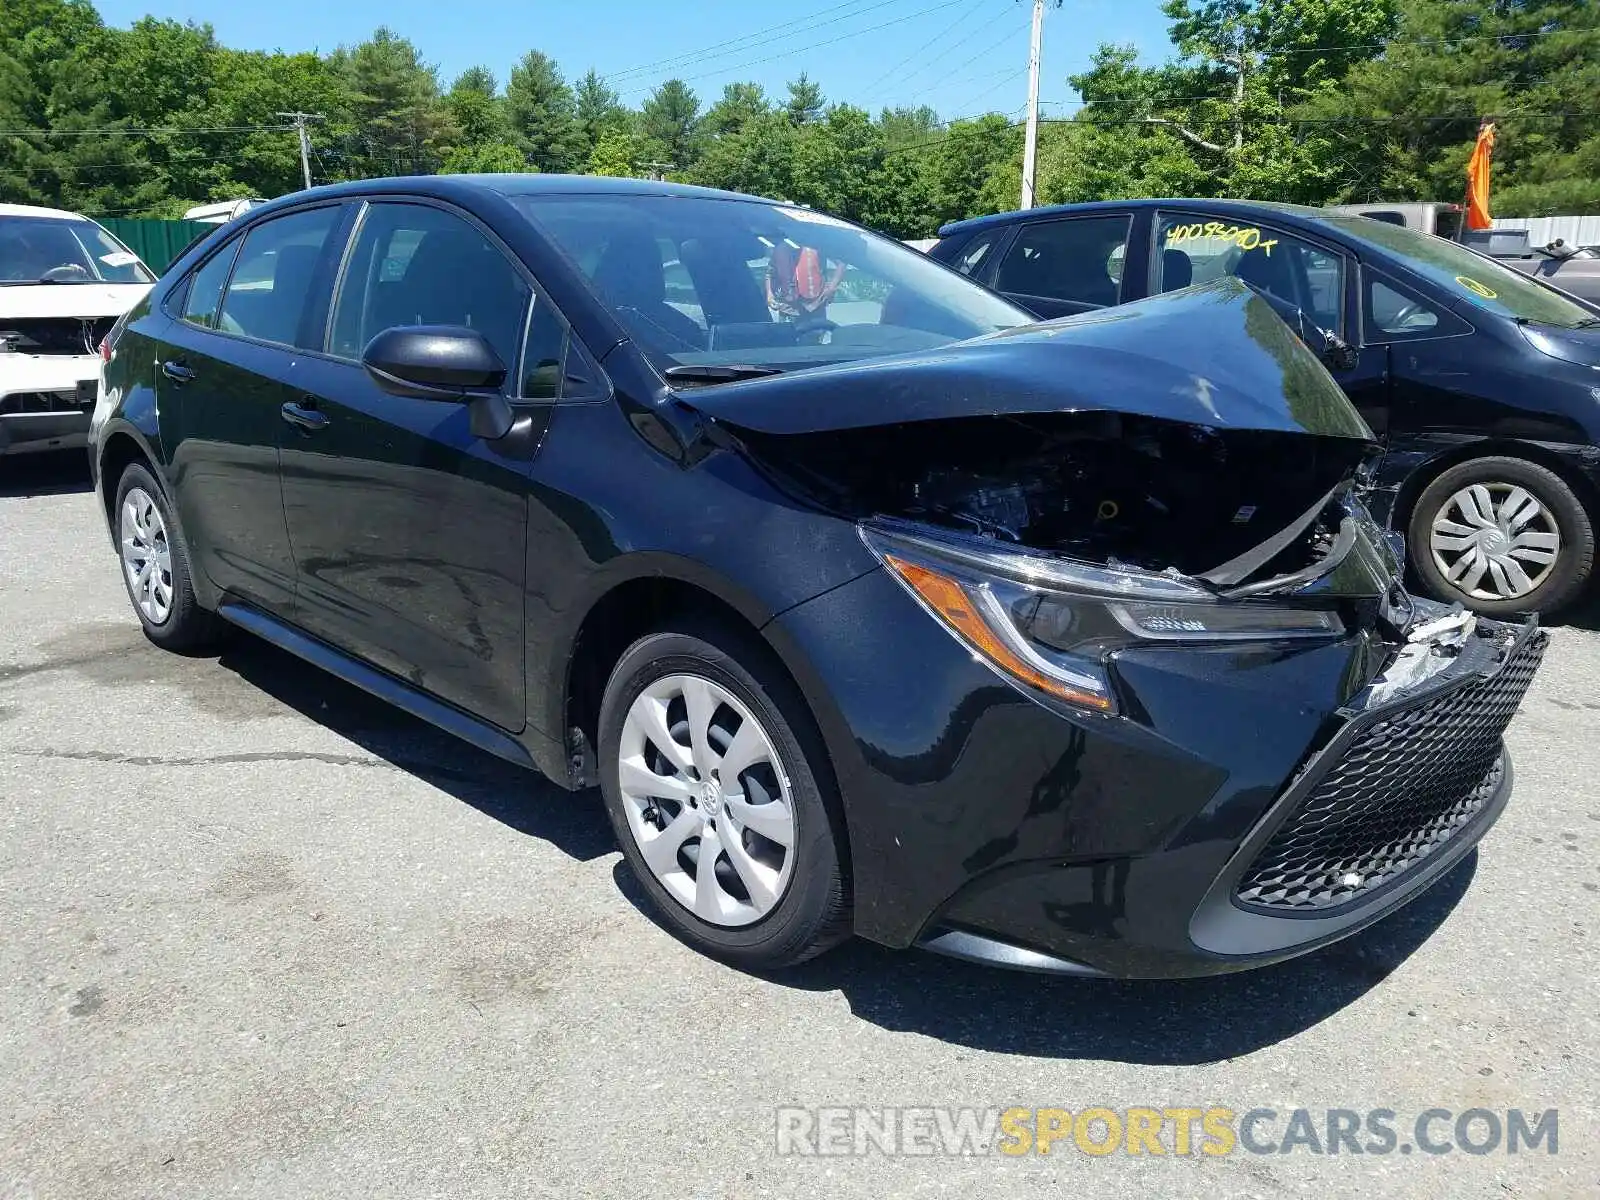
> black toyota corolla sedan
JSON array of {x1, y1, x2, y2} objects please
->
[
  {"x1": 90, "y1": 175, "x2": 1545, "y2": 978},
  {"x1": 930, "y1": 200, "x2": 1600, "y2": 616}
]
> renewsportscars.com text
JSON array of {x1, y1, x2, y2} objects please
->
[{"x1": 774, "y1": 1106, "x2": 1559, "y2": 1158}]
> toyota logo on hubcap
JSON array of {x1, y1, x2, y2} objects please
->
[{"x1": 701, "y1": 778, "x2": 723, "y2": 819}]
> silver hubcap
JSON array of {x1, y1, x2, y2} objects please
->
[
  {"x1": 120, "y1": 487, "x2": 173, "y2": 624},
  {"x1": 617, "y1": 673, "x2": 797, "y2": 927},
  {"x1": 1430, "y1": 482, "x2": 1561, "y2": 601}
]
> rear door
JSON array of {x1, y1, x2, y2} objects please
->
[
  {"x1": 1357, "y1": 265, "x2": 1475, "y2": 442},
  {"x1": 279, "y1": 199, "x2": 538, "y2": 730},
  {"x1": 988, "y1": 213, "x2": 1135, "y2": 318},
  {"x1": 156, "y1": 203, "x2": 349, "y2": 613}
]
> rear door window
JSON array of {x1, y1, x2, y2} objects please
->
[
  {"x1": 1363, "y1": 268, "x2": 1469, "y2": 343},
  {"x1": 180, "y1": 243, "x2": 239, "y2": 330},
  {"x1": 217, "y1": 206, "x2": 342, "y2": 348},
  {"x1": 950, "y1": 230, "x2": 1004, "y2": 281},
  {"x1": 993, "y1": 215, "x2": 1131, "y2": 308}
]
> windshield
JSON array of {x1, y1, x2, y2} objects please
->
[
  {"x1": 1326, "y1": 216, "x2": 1596, "y2": 328},
  {"x1": 0, "y1": 216, "x2": 154, "y2": 285},
  {"x1": 512, "y1": 193, "x2": 1028, "y2": 373}
]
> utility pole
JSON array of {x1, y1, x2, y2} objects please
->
[
  {"x1": 1020, "y1": 0, "x2": 1056, "y2": 210},
  {"x1": 277, "y1": 111, "x2": 323, "y2": 189}
]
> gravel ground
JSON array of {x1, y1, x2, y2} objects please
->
[{"x1": 2, "y1": 452, "x2": 1597, "y2": 1199}]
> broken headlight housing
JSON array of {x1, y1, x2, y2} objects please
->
[{"x1": 860, "y1": 521, "x2": 1344, "y2": 714}]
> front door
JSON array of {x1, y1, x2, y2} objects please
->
[
  {"x1": 279, "y1": 200, "x2": 536, "y2": 731},
  {"x1": 158, "y1": 203, "x2": 348, "y2": 614},
  {"x1": 1151, "y1": 210, "x2": 1395, "y2": 433}
]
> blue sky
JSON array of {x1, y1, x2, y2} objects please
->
[{"x1": 92, "y1": 0, "x2": 1172, "y2": 120}]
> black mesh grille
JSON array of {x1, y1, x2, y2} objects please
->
[
  {"x1": 1236, "y1": 631, "x2": 1545, "y2": 913},
  {"x1": 0, "y1": 390, "x2": 80, "y2": 415}
]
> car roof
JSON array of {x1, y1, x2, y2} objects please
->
[
  {"x1": 245, "y1": 173, "x2": 792, "y2": 219},
  {"x1": 937, "y1": 198, "x2": 1341, "y2": 241},
  {"x1": 0, "y1": 202, "x2": 95, "y2": 221}
]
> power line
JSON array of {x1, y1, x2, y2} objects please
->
[
  {"x1": 0, "y1": 123, "x2": 296, "y2": 138},
  {"x1": 878, "y1": 102, "x2": 1600, "y2": 162},
  {"x1": 619, "y1": 0, "x2": 975, "y2": 96},
  {"x1": 604, "y1": 0, "x2": 897, "y2": 84},
  {"x1": 951, "y1": 65, "x2": 1030, "y2": 115},
  {"x1": 1233, "y1": 20, "x2": 1600, "y2": 59},
  {"x1": 857, "y1": 0, "x2": 993, "y2": 103},
  {"x1": 918, "y1": 16, "x2": 1032, "y2": 94},
  {"x1": 22, "y1": 153, "x2": 283, "y2": 177}
]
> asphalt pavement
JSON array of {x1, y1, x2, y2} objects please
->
[{"x1": 1, "y1": 451, "x2": 1596, "y2": 1199}]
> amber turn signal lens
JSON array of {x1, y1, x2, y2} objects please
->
[{"x1": 883, "y1": 555, "x2": 1114, "y2": 712}]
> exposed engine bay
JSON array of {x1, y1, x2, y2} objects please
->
[{"x1": 728, "y1": 410, "x2": 1371, "y2": 582}]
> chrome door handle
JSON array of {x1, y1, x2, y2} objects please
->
[
  {"x1": 280, "y1": 400, "x2": 329, "y2": 432},
  {"x1": 160, "y1": 360, "x2": 196, "y2": 383}
]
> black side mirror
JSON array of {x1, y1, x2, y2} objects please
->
[
  {"x1": 362, "y1": 325, "x2": 514, "y2": 439},
  {"x1": 1277, "y1": 301, "x2": 1358, "y2": 372},
  {"x1": 1320, "y1": 330, "x2": 1359, "y2": 372}
]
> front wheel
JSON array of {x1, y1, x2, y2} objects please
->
[
  {"x1": 1408, "y1": 455, "x2": 1594, "y2": 616},
  {"x1": 597, "y1": 624, "x2": 850, "y2": 970}
]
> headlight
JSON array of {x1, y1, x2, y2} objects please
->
[{"x1": 861, "y1": 522, "x2": 1344, "y2": 714}]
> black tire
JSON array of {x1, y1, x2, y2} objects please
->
[
  {"x1": 112, "y1": 461, "x2": 225, "y2": 652},
  {"x1": 597, "y1": 621, "x2": 850, "y2": 970},
  {"x1": 1408, "y1": 455, "x2": 1594, "y2": 616}
]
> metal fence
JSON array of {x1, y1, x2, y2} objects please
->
[
  {"x1": 97, "y1": 218, "x2": 213, "y2": 273},
  {"x1": 1491, "y1": 215, "x2": 1600, "y2": 247}
]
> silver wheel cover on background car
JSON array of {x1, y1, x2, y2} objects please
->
[
  {"x1": 617, "y1": 674, "x2": 798, "y2": 927},
  {"x1": 120, "y1": 487, "x2": 173, "y2": 624},
  {"x1": 1429, "y1": 481, "x2": 1562, "y2": 602}
]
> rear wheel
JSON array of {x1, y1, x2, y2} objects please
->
[
  {"x1": 114, "y1": 462, "x2": 224, "y2": 652},
  {"x1": 1408, "y1": 455, "x2": 1594, "y2": 616},
  {"x1": 597, "y1": 623, "x2": 849, "y2": 969}
]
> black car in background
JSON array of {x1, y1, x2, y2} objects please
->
[
  {"x1": 91, "y1": 176, "x2": 1544, "y2": 979},
  {"x1": 931, "y1": 200, "x2": 1600, "y2": 616}
]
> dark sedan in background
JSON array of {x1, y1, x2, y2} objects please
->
[
  {"x1": 90, "y1": 175, "x2": 1543, "y2": 979},
  {"x1": 931, "y1": 200, "x2": 1600, "y2": 616}
]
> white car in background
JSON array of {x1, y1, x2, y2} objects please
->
[{"x1": 1, "y1": 204, "x2": 154, "y2": 458}]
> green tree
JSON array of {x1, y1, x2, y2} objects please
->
[
  {"x1": 1299, "y1": 0, "x2": 1600, "y2": 210},
  {"x1": 446, "y1": 66, "x2": 510, "y2": 149},
  {"x1": 785, "y1": 73, "x2": 825, "y2": 126},
  {"x1": 505, "y1": 50, "x2": 580, "y2": 172},
  {"x1": 587, "y1": 127, "x2": 642, "y2": 177},
  {"x1": 441, "y1": 140, "x2": 526, "y2": 173},
  {"x1": 690, "y1": 109, "x2": 796, "y2": 199},
  {"x1": 877, "y1": 104, "x2": 940, "y2": 149},
  {"x1": 704, "y1": 82, "x2": 768, "y2": 138},
  {"x1": 640, "y1": 78, "x2": 701, "y2": 170},
  {"x1": 335, "y1": 27, "x2": 451, "y2": 176},
  {"x1": 573, "y1": 69, "x2": 627, "y2": 163}
]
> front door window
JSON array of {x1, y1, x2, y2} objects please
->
[{"x1": 1156, "y1": 213, "x2": 1345, "y2": 334}]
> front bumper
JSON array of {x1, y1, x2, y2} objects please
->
[
  {"x1": 772, "y1": 567, "x2": 1543, "y2": 979},
  {"x1": 0, "y1": 355, "x2": 98, "y2": 455}
]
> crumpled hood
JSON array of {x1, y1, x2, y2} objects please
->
[
  {"x1": 680, "y1": 278, "x2": 1376, "y2": 443},
  {"x1": 0, "y1": 283, "x2": 150, "y2": 321}
]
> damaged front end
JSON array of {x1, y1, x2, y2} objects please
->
[
  {"x1": 672, "y1": 279, "x2": 1547, "y2": 971},
  {"x1": 684, "y1": 280, "x2": 1415, "y2": 713}
]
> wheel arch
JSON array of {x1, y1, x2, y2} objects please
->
[
  {"x1": 95, "y1": 423, "x2": 163, "y2": 530},
  {"x1": 1391, "y1": 437, "x2": 1600, "y2": 536},
  {"x1": 554, "y1": 559, "x2": 857, "y2": 879}
]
